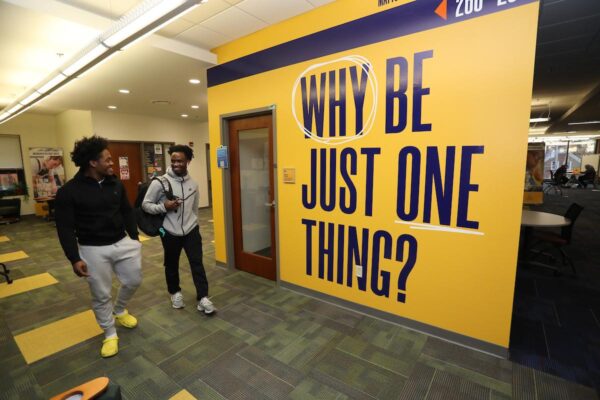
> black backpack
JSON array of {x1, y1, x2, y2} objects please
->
[{"x1": 133, "y1": 177, "x2": 173, "y2": 237}]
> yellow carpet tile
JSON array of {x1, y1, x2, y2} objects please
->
[
  {"x1": 0, "y1": 250, "x2": 28, "y2": 263},
  {"x1": 0, "y1": 273, "x2": 58, "y2": 299},
  {"x1": 170, "y1": 390, "x2": 197, "y2": 400},
  {"x1": 0, "y1": 235, "x2": 10, "y2": 242},
  {"x1": 14, "y1": 310, "x2": 103, "y2": 364}
]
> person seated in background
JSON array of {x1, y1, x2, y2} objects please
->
[
  {"x1": 577, "y1": 164, "x2": 596, "y2": 188},
  {"x1": 554, "y1": 164, "x2": 569, "y2": 185}
]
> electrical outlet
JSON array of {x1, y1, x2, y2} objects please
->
[{"x1": 356, "y1": 264, "x2": 363, "y2": 278}]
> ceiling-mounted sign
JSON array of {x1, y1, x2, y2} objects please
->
[{"x1": 154, "y1": 144, "x2": 162, "y2": 154}]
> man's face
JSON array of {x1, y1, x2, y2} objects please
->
[
  {"x1": 90, "y1": 149, "x2": 114, "y2": 177},
  {"x1": 170, "y1": 152, "x2": 188, "y2": 176}
]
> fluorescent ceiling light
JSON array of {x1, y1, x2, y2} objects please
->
[
  {"x1": 181, "y1": 114, "x2": 189, "y2": 118},
  {"x1": 104, "y1": 1, "x2": 189, "y2": 47},
  {"x1": 78, "y1": 51, "x2": 121, "y2": 78},
  {"x1": 191, "y1": 105, "x2": 199, "y2": 109},
  {"x1": 6, "y1": 104, "x2": 22, "y2": 114},
  {"x1": 568, "y1": 121, "x2": 600, "y2": 125},
  {"x1": 530, "y1": 117, "x2": 550, "y2": 123},
  {"x1": 189, "y1": 79, "x2": 200, "y2": 84},
  {"x1": 1, "y1": 0, "x2": 205, "y2": 124},
  {"x1": 19, "y1": 91, "x2": 42, "y2": 105},
  {"x1": 38, "y1": 74, "x2": 67, "y2": 94},
  {"x1": 108, "y1": 105, "x2": 117, "y2": 109},
  {"x1": 120, "y1": 3, "x2": 200, "y2": 51},
  {"x1": 62, "y1": 44, "x2": 108, "y2": 76},
  {"x1": 119, "y1": 89, "x2": 130, "y2": 94},
  {"x1": 0, "y1": 112, "x2": 10, "y2": 121}
]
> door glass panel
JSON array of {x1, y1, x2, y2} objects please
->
[{"x1": 238, "y1": 128, "x2": 271, "y2": 257}]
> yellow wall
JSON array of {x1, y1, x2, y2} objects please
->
[{"x1": 208, "y1": 0, "x2": 539, "y2": 349}]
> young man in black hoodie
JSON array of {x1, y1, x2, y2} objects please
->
[{"x1": 55, "y1": 136, "x2": 142, "y2": 358}]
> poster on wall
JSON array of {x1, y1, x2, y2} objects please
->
[
  {"x1": 29, "y1": 147, "x2": 65, "y2": 200},
  {"x1": 524, "y1": 142, "x2": 544, "y2": 204},
  {"x1": 207, "y1": 0, "x2": 540, "y2": 349},
  {"x1": 143, "y1": 143, "x2": 165, "y2": 180},
  {"x1": 119, "y1": 156, "x2": 130, "y2": 180}
]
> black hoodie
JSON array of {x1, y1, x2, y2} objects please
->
[{"x1": 55, "y1": 170, "x2": 138, "y2": 264}]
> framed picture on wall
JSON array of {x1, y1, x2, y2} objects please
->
[{"x1": 0, "y1": 168, "x2": 27, "y2": 197}]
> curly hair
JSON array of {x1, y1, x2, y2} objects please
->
[
  {"x1": 71, "y1": 135, "x2": 109, "y2": 168},
  {"x1": 168, "y1": 144, "x2": 194, "y2": 160}
]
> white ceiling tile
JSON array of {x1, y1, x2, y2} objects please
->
[
  {"x1": 176, "y1": 24, "x2": 231, "y2": 49},
  {"x1": 201, "y1": 6, "x2": 267, "y2": 39},
  {"x1": 108, "y1": 0, "x2": 143, "y2": 16},
  {"x1": 59, "y1": 0, "x2": 141, "y2": 19},
  {"x1": 184, "y1": 0, "x2": 231, "y2": 24},
  {"x1": 236, "y1": 0, "x2": 313, "y2": 25},
  {"x1": 158, "y1": 18, "x2": 195, "y2": 38}
]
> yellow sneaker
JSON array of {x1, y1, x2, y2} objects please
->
[
  {"x1": 114, "y1": 310, "x2": 137, "y2": 328},
  {"x1": 101, "y1": 337, "x2": 119, "y2": 358}
]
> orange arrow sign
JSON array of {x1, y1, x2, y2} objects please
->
[{"x1": 435, "y1": 0, "x2": 448, "y2": 20}]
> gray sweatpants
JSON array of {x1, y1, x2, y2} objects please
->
[{"x1": 79, "y1": 236, "x2": 142, "y2": 338}]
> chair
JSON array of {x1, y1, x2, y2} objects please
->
[
  {"x1": 50, "y1": 377, "x2": 122, "y2": 400},
  {"x1": 529, "y1": 203, "x2": 584, "y2": 275},
  {"x1": 543, "y1": 170, "x2": 562, "y2": 196},
  {"x1": 0, "y1": 262, "x2": 11, "y2": 284},
  {"x1": 578, "y1": 173, "x2": 597, "y2": 189},
  {"x1": 0, "y1": 198, "x2": 21, "y2": 224}
]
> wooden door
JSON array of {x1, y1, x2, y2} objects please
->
[
  {"x1": 229, "y1": 114, "x2": 276, "y2": 280},
  {"x1": 107, "y1": 142, "x2": 143, "y2": 206}
]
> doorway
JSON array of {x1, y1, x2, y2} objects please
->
[
  {"x1": 228, "y1": 113, "x2": 276, "y2": 280},
  {"x1": 107, "y1": 142, "x2": 143, "y2": 206}
]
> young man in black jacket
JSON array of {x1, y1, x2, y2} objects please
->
[{"x1": 55, "y1": 136, "x2": 142, "y2": 358}]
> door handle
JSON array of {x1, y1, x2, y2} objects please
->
[{"x1": 264, "y1": 201, "x2": 276, "y2": 207}]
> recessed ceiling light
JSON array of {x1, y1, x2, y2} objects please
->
[
  {"x1": 189, "y1": 79, "x2": 200, "y2": 85},
  {"x1": 119, "y1": 89, "x2": 130, "y2": 94},
  {"x1": 181, "y1": 114, "x2": 188, "y2": 118},
  {"x1": 191, "y1": 105, "x2": 199, "y2": 109},
  {"x1": 108, "y1": 105, "x2": 117, "y2": 109}
]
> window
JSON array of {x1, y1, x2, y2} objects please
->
[{"x1": 529, "y1": 137, "x2": 598, "y2": 178}]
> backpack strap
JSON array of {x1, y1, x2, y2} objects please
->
[{"x1": 152, "y1": 176, "x2": 174, "y2": 200}]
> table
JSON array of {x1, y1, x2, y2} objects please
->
[
  {"x1": 520, "y1": 210, "x2": 571, "y2": 273},
  {"x1": 521, "y1": 210, "x2": 570, "y2": 228}
]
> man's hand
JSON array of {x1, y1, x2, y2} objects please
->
[
  {"x1": 72, "y1": 260, "x2": 90, "y2": 277},
  {"x1": 164, "y1": 199, "x2": 181, "y2": 211}
]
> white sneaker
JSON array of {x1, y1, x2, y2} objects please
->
[
  {"x1": 197, "y1": 297, "x2": 215, "y2": 314},
  {"x1": 170, "y1": 291, "x2": 184, "y2": 309}
]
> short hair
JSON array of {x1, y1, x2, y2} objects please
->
[
  {"x1": 48, "y1": 156, "x2": 63, "y2": 163},
  {"x1": 71, "y1": 136, "x2": 109, "y2": 168},
  {"x1": 168, "y1": 144, "x2": 194, "y2": 160}
]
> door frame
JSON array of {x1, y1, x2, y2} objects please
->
[{"x1": 219, "y1": 106, "x2": 280, "y2": 283}]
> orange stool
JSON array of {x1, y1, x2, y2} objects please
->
[{"x1": 50, "y1": 377, "x2": 120, "y2": 400}]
